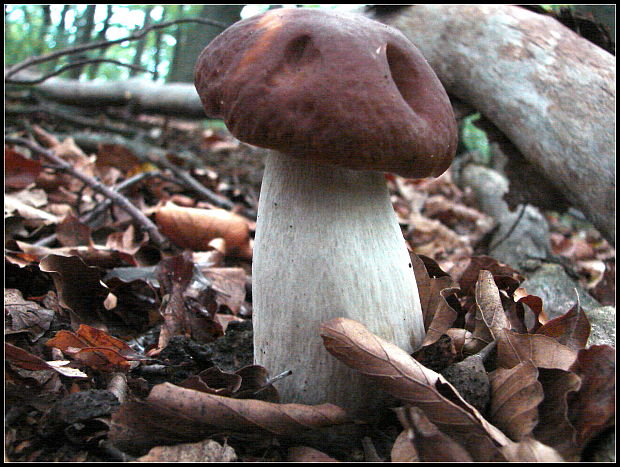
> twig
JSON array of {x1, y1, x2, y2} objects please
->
[
  {"x1": 6, "y1": 59, "x2": 152, "y2": 85},
  {"x1": 5, "y1": 17, "x2": 228, "y2": 80},
  {"x1": 34, "y1": 171, "x2": 170, "y2": 247},
  {"x1": 5, "y1": 136, "x2": 171, "y2": 250},
  {"x1": 488, "y1": 203, "x2": 528, "y2": 252},
  {"x1": 149, "y1": 152, "x2": 258, "y2": 220}
]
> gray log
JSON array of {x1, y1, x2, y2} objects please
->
[{"x1": 373, "y1": 5, "x2": 615, "y2": 244}]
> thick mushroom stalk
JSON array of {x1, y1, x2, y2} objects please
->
[
  {"x1": 194, "y1": 8, "x2": 457, "y2": 413},
  {"x1": 253, "y1": 152, "x2": 425, "y2": 410}
]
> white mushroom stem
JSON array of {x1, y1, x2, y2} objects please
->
[{"x1": 252, "y1": 151, "x2": 426, "y2": 413}]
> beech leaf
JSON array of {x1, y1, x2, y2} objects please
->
[
  {"x1": 497, "y1": 329, "x2": 578, "y2": 370},
  {"x1": 393, "y1": 406, "x2": 474, "y2": 462},
  {"x1": 148, "y1": 382, "x2": 351, "y2": 436},
  {"x1": 488, "y1": 361, "x2": 544, "y2": 441},
  {"x1": 536, "y1": 302, "x2": 590, "y2": 350},
  {"x1": 320, "y1": 317, "x2": 510, "y2": 461},
  {"x1": 155, "y1": 202, "x2": 252, "y2": 258}
]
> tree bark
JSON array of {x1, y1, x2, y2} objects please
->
[
  {"x1": 373, "y1": 5, "x2": 615, "y2": 244},
  {"x1": 166, "y1": 5, "x2": 242, "y2": 83},
  {"x1": 13, "y1": 71, "x2": 206, "y2": 117}
]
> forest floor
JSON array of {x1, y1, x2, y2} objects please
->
[{"x1": 5, "y1": 109, "x2": 615, "y2": 462}]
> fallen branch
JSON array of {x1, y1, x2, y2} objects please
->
[
  {"x1": 57, "y1": 131, "x2": 258, "y2": 220},
  {"x1": 373, "y1": 5, "x2": 615, "y2": 245},
  {"x1": 5, "y1": 136, "x2": 171, "y2": 250}
]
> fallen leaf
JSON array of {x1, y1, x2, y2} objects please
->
[
  {"x1": 568, "y1": 345, "x2": 615, "y2": 447},
  {"x1": 5, "y1": 145, "x2": 43, "y2": 189},
  {"x1": 39, "y1": 254, "x2": 111, "y2": 328},
  {"x1": 320, "y1": 317, "x2": 509, "y2": 461},
  {"x1": 496, "y1": 328, "x2": 578, "y2": 370},
  {"x1": 109, "y1": 382, "x2": 351, "y2": 454},
  {"x1": 4, "y1": 288, "x2": 54, "y2": 341},
  {"x1": 56, "y1": 213, "x2": 93, "y2": 247},
  {"x1": 287, "y1": 446, "x2": 339, "y2": 462},
  {"x1": 45, "y1": 324, "x2": 143, "y2": 372},
  {"x1": 136, "y1": 439, "x2": 237, "y2": 462},
  {"x1": 510, "y1": 288, "x2": 547, "y2": 333},
  {"x1": 534, "y1": 368, "x2": 582, "y2": 460},
  {"x1": 393, "y1": 406, "x2": 474, "y2": 461},
  {"x1": 5, "y1": 343, "x2": 87, "y2": 378},
  {"x1": 536, "y1": 302, "x2": 590, "y2": 350},
  {"x1": 488, "y1": 361, "x2": 544, "y2": 441},
  {"x1": 155, "y1": 202, "x2": 252, "y2": 258},
  {"x1": 202, "y1": 267, "x2": 247, "y2": 314},
  {"x1": 475, "y1": 269, "x2": 510, "y2": 340}
]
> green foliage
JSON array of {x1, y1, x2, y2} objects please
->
[
  {"x1": 460, "y1": 113, "x2": 491, "y2": 165},
  {"x1": 4, "y1": 5, "x2": 186, "y2": 82}
]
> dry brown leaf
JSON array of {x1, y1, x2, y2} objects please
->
[
  {"x1": 320, "y1": 318, "x2": 565, "y2": 461},
  {"x1": 136, "y1": 439, "x2": 237, "y2": 462},
  {"x1": 288, "y1": 446, "x2": 339, "y2": 462},
  {"x1": 155, "y1": 202, "x2": 252, "y2": 258},
  {"x1": 457, "y1": 256, "x2": 523, "y2": 296},
  {"x1": 5, "y1": 288, "x2": 54, "y2": 342},
  {"x1": 45, "y1": 324, "x2": 142, "y2": 372},
  {"x1": 39, "y1": 254, "x2": 111, "y2": 328},
  {"x1": 499, "y1": 436, "x2": 564, "y2": 462},
  {"x1": 394, "y1": 406, "x2": 474, "y2": 462},
  {"x1": 496, "y1": 329, "x2": 578, "y2": 370},
  {"x1": 534, "y1": 368, "x2": 582, "y2": 460},
  {"x1": 475, "y1": 269, "x2": 510, "y2": 340},
  {"x1": 411, "y1": 252, "x2": 460, "y2": 346},
  {"x1": 147, "y1": 382, "x2": 351, "y2": 436},
  {"x1": 536, "y1": 302, "x2": 590, "y2": 350},
  {"x1": 568, "y1": 345, "x2": 615, "y2": 447},
  {"x1": 320, "y1": 317, "x2": 510, "y2": 461},
  {"x1": 391, "y1": 429, "x2": 420, "y2": 462},
  {"x1": 202, "y1": 267, "x2": 247, "y2": 314},
  {"x1": 510, "y1": 287, "x2": 548, "y2": 333},
  {"x1": 5, "y1": 193, "x2": 59, "y2": 225},
  {"x1": 56, "y1": 213, "x2": 93, "y2": 247},
  {"x1": 5, "y1": 342, "x2": 87, "y2": 378},
  {"x1": 5, "y1": 145, "x2": 43, "y2": 190},
  {"x1": 488, "y1": 361, "x2": 544, "y2": 441}
]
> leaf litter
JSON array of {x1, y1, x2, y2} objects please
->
[{"x1": 5, "y1": 119, "x2": 615, "y2": 462}]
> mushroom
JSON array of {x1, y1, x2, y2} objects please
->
[{"x1": 194, "y1": 8, "x2": 457, "y2": 413}]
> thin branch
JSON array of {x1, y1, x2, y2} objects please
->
[
  {"x1": 149, "y1": 152, "x2": 258, "y2": 220},
  {"x1": 6, "y1": 59, "x2": 153, "y2": 85},
  {"x1": 5, "y1": 136, "x2": 171, "y2": 250},
  {"x1": 488, "y1": 203, "x2": 528, "y2": 252},
  {"x1": 33, "y1": 171, "x2": 174, "y2": 247},
  {"x1": 5, "y1": 17, "x2": 229, "y2": 80}
]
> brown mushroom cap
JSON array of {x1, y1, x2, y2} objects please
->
[{"x1": 194, "y1": 8, "x2": 457, "y2": 179}]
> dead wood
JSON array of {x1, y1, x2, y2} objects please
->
[
  {"x1": 373, "y1": 5, "x2": 615, "y2": 245},
  {"x1": 9, "y1": 70, "x2": 206, "y2": 118}
]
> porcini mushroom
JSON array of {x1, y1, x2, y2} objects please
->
[{"x1": 194, "y1": 8, "x2": 457, "y2": 413}]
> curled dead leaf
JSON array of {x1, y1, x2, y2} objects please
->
[
  {"x1": 155, "y1": 202, "x2": 252, "y2": 258},
  {"x1": 148, "y1": 382, "x2": 351, "y2": 436},
  {"x1": 393, "y1": 406, "x2": 473, "y2": 462},
  {"x1": 320, "y1": 317, "x2": 510, "y2": 460}
]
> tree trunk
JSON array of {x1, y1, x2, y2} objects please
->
[
  {"x1": 66, "y1": 4, "x2": 97, "y2": 80},
  {"x1": 166, "y1": 5, "x2": 243, "y2": 83},
  {"x1": 130, "y1": 6, "x2": 154, "y2": 77},
  {"x1": 373, "y1": 5, "x2": 615, "y2": 244}
]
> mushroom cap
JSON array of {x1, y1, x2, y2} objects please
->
[{"x1": 195, "y1": 8, "x2": 457, "y2": 179}]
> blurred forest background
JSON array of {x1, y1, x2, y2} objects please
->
[{"x1": 4, "y1": 4, "x2": 365, "y2": 83}]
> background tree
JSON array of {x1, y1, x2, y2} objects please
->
[{"x1": 167, "y1": 4, "x2": 243, "y2": 82}]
